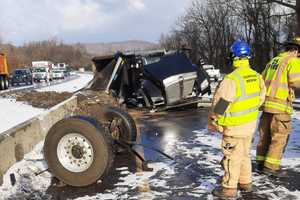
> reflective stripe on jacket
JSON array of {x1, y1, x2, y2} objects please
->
[
  {"x1": 262, "y1": 52, "x2": 300, "y2": 114},
  {"x1": 218, "y1": 66, "x2": 262, "y2": 126}
]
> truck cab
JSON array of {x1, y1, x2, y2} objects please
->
[
  {"x1": 32, "y1": 61, "x2": 53, "y2": 82},
  {"x1": 32, "y1": 67, "x2": 52, "y2": 82}
]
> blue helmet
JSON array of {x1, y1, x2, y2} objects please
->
[{"x1": 230, "y1": 40, "x2": 251, "y2": 58}]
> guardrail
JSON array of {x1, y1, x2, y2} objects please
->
[{"x1": 0, "y1": 96, "x2": 77, "y2": 185}]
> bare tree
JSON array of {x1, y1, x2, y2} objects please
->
[
  {"x1": 160, "y1": 0, "x2": 295, "y2": 72},
  {"x1": 267, "y1": 0, "x2": 299, "y2": 35},
  {"x1": 160, "y1": 0, "x2": 238, "y2": 72}
]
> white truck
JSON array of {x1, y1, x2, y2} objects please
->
[
  {"x1": 32, "y1": 61, "x2": 53, "y2": 82},
  {"x1": 202, "y1": 64, "x2": 221, "y2": 82}
]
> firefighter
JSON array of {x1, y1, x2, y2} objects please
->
[
  {"x1": 256, "y1": 37, "x2": 300, "y2": 177},
  {"x1": 208, "y1": 40, "x2": 266, "y2": 199}
]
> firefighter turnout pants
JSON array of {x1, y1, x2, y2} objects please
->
[
  {"x1": 221, "y1": 135, "x2": 253, "y2": 188},
  {"x1": 256, "y1": 112, "x2": 292, "y2": 170}
]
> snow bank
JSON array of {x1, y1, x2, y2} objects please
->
[
  {"x1": 0, "y1": 73, "x2": 93, "y2": 134},
  {"x1": 0, "y1": 142, "x2": 52, "y2": 200},
  {"x1": 0, "y1": 98, "x2": 44, "y2": 134}
]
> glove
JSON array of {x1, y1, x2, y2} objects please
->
[{"x1": 208, "y1": 113, "x2": 224, "y2": 133}]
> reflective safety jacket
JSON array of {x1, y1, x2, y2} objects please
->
[
  {"x1": 262, "y1": 52, "x2": 300, "y2": 114},
  {"x1": 218, "y1": 66, "x2": 263, "y2": 126}
]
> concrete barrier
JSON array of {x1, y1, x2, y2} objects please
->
[{"x1": 0, "y1": 96, "x2": 77, "y2": 185}]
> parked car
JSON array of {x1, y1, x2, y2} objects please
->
[
  {"x1": 52, "y1": 70, "x2": 65, "y2": 80},
  {"x1": 10, "y1": 68, "x2": 33, "y2": 86},
  {"x1": 91, "y1": 50, "x2": 211, "y2": 110}
]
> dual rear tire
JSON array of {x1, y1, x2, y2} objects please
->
[
  {"x1": 0, "y1": 76, "x2": 9, "y2": 90},
  {"x1": 44, "y1": 107, "x2": 137, "y2": 187}
]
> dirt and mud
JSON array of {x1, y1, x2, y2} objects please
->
[
  {"x1": 0, "y1": 91, "x2": 73, "y2": 109},
  {"x1": 0, "y1": 75, "x2": 118, "y2": 112}
]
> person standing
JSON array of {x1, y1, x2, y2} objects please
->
[
  {"x1": 208, "y1": 40, "x2": 266, "y2": 199},
  {"x1": 256, "y1": 37, "x2": 300, "y2": 177}
]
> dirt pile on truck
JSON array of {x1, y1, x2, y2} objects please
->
[{"x1": 74, "y1": 90, "x2": 119, "y2": 121}]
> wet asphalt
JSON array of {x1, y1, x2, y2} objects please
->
[
  {"x1": 40, "y1": 108, "x2": 300, "y2": 199},
  {"x1": 44, "y1": 108, "x2": 211, "y2": 199}
]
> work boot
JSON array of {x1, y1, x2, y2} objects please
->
[
  {"x1": 212, "y1": 187, "x2": 237, "y2": 199},
  {"x1": 239, "y1": 183, "x2": 252, "y2": 192},
  {"x1": 262, "y1": 167, "x2": 288, "y2": 178}
]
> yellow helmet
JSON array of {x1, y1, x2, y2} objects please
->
[{"x1": 285, "y1": 36, "x2": 300, "y2": 47}]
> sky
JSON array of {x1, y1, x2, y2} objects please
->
[{"x1": 0, "y1": 0, "x2": 193, "y2": 45}]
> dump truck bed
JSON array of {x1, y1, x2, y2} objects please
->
[{"x1": 0, "y1": 54, "x2": 9, "y2": 75}]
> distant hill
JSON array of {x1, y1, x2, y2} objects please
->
[{"x1": 83, "y1": 40, "x2": 160, "y2": 56}]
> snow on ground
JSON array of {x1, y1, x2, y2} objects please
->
[
  {"x1": 1, "y1": 110, "x2": 300, "y2": 199},
  {"x1": 0, "y1": 73, "x2": 93, "y2": 134},
  {"x1": 0, "y1": 142, "x2": 52, "y2": 200},
  {"x1": 37, "y1": 73, "x2": 93, "y2": 93},
  {"x1": 0, "y1": 98, "x2": 44, "y2": 134}
]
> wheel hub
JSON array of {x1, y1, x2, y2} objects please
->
[
  {"x1": 71, "y1": 145, "x2": 84, "y2": 159},
  {"x1": 110, "y1": 119, "x2": 123, "y2": 140},
  {"x1": 57, "y1": 133, "x2": 94, "y2": 173}
]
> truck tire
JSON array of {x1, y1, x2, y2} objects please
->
[
  {"x1": 103, "y1": 107, "x2": 137, "y2": 148},
  {"x1": 4, "y1": 77, "x2": 9, "y2": 89},
  {"x1": 0, "y1": 76, "x2": 4, "y2": 90},
  {"x1": 44, "y1": 117, "x2": 114, "y2": 187}
]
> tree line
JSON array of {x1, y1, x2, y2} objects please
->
[
  {"x1": 0, "y1": 39, "x2": 92, "y2": 72},
  {"x1": 160, "y1": 0, "x2": 298, "y2": 73}
]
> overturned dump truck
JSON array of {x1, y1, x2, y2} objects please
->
[
  {"x1": 91, "y1": 50, "x2": 211, "y2": 110},
  {"x1": 44, "y1": 50, "x2": 211, "y2": 187}
]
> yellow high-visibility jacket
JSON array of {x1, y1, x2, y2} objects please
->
[
  {"x1": 262, "y1": 52, "x2": 300, "y2": 114},
  {"x1": 218, "y1": 63, "x2": 264, "y2": 126}
]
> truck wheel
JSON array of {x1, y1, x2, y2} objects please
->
[
  {"x1": 4, "y1": 77, "x2": 9, "y2": 89},
  {"x1": 44, "y1": 117, "x2": 114, "y2": 187},
  {"x1": 0, "y1": 76, "x2": 4, "y2": 90},
  {"x1": 103, "y1": 107, "x2": 137, "y2": 149}
]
